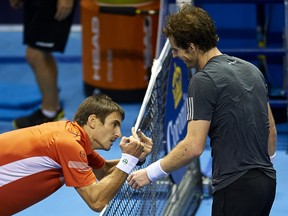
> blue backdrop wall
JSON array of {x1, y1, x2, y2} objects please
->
[{"x1": 0, "y1": 0, "x2": 286, "y2": 105}]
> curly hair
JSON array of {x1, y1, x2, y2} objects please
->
[{"x1": 162, "y1": 4, "x2": 219, "y2": 52}]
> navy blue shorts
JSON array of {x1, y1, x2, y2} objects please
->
[
  {"x1": 212, "y1": 169, "x2": 276, "y2": 216},
  {"x1": 23, "y1": 0, "x2": 77, "y2": 52}
]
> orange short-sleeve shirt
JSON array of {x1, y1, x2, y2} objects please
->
[{"x1": 0, "y1": 121, "x2": 105, "y2": 215}]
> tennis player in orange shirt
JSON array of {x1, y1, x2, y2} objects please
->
[{"x1": 0, "y1": 94, "x2": 152, "y2": 215}]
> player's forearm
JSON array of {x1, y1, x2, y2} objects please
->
[
  {"x1": 93, "y1": 159, "x2": 119, "y2": 180},
  {"x1": 267, "y1": 103, "x2": 277, "y2": 156},
  {"x1": 97, "y1": 154, "x2": 138, "y2": 203},
  {"x1": 105, "y1": 159, "x2": 119, "y2": 174},
  {"x1": 160, "y1": 120, "x2": 209, "y2": 174},
  {"x1": 268, "y1": 126, "x2": 277, "y2": 156},
  {"x1": 79, "y1": 155, "x2": 139, "y2": 212},
  {"x1": 161, "y1": 139, "x2": 201, "y2": 173},
  {"x1": 77, "y1": 169, "x2": 128, "y2": 212},
  {"x1": 145, "y1": 139, "x2": 203, "y2": 182},
  {"x1": 93, "y1": 170, "x2": 128, "y2": 211}
]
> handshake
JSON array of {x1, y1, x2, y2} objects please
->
[{"x1": 117, "y1": 127, "x2": 168, "y2": 190}]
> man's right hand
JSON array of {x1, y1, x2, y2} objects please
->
[
  {"x1": 54, "y1": 0, "x2": 74, "y2": 21},
  {"x1": 119, "y1": 136, "x2": 144, "y2": 159},
  {"x1": 9, "y1": 0, "x2": 23, "y2": 9}
]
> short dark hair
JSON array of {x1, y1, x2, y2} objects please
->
[
  {"x1": 73, "y1": 94, "x2": 125, "y2": 126},
  {"x1": 162, "y1": 4, "x2": 219, "y2": 52}
]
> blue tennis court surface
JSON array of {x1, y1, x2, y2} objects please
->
[{"x1": 0, "y1": 30, "x2": 287, "y2": 216}]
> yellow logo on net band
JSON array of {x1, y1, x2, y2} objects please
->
[{"x1": 172, "y1": 63, "x2": 183, "y2": 109}]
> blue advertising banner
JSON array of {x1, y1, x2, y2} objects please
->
[{"x1": 164, "y1": 56, "x2": 189, "y2": 184}]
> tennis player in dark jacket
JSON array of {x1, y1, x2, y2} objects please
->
[{"x1": 128, "y1": 4, "x2": 277, "y2": 216}]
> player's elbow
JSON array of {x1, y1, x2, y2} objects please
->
[
  {"x1": 194, "y1": 148, "x2": 203, "y2": 158},
  {"x1": 182, "y1": 144, "x2": 203, "y2": 164},
  {"x1": 192, "y1": 142, "x2": 205, "y2": 158},
  {"x1": 86, "y1": 196, "x2": 109, "y2": 212},
  {"x1": 89, "y1": 201, "x2": 107, "y2": 212}
]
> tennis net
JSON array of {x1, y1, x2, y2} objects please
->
[{"x1": 100, "y1": 40, "x2": 203, "y2": 216}]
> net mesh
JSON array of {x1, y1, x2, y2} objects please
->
[{"x1": 101, "y1": 42, "x2": 203, "y2": 216}]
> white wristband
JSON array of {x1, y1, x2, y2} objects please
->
[
  {"x1": 116, "y1": 153, "x2": 139, "y2": 174},
  {"x1": 270, "y1": 152, "x2": 276, "y2": 163},
  {"x1": 146, "y1": 159, "x2": 168, "y2": 182}
]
